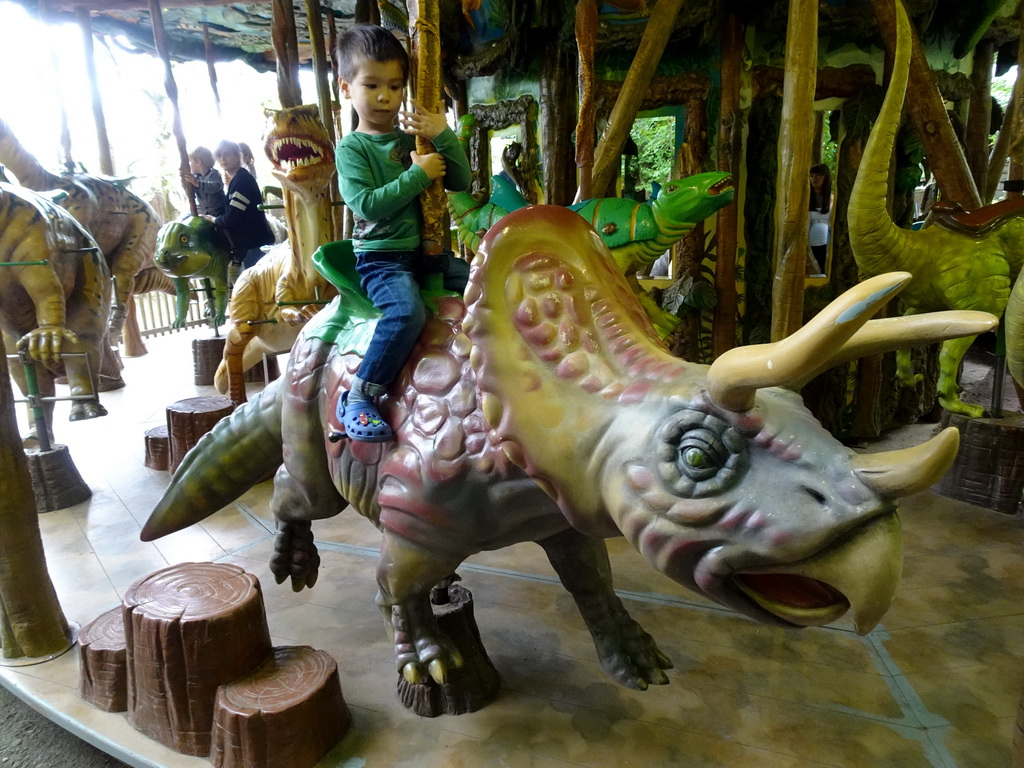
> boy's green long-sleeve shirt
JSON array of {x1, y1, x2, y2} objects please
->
[{"x1": 335, "y1": 126, "x2": 471, "y2": 252}]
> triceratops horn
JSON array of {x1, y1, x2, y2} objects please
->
[
  {"x1": 706, "y1": 272, "x2": 912, "y2": 411},
  {"x1": 851, "y1": 426, "x2": 960, "y2": 498}
]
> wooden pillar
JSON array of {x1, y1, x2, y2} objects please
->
[
  {"x1": 712, "y1": 11, "x2": 743, "y2": 358},
  {"x1": 770, "y1": 0, "x2": 817, "y2": 342},
  {"x1": 575, "y1": 0, "x2": 597, "y2": 201},
  {"x1": 202, "y1": 23, "x2": 222, "y2": 120},
  {"x1": 77, "y1": 8, "x2": 114, "y2": 175},
  {"x1": 305, "y1": 0, "x2": 338, "y2": 242},
  {"x1": 407, "y1": 0, "x2": 446, "y2": 256},
  {"x1": 965, "y1": 40, "x2": 994, "y2": 193},
  {"x1": 540, "y1": 35, "x2": 577, "y2": 207},
  {"x1": 987, "y1": 5, "x2": 1024, "y2": 203},
  {"x1": 870, "y1": 0, "x2": 982, "y2": 210},
  {"x1": 590, "y1": 0, "x2": 687, "y2": 198},
  {"x1": 148, "y1": 0, "x2": 196, "y2": 216},
  {"x1": 272, "y1": 0, "x2": 302, "y2": 108}
]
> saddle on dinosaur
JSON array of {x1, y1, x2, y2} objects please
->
[{"x1": 142, "y1": 204, "x2": 995, "y2": 697}]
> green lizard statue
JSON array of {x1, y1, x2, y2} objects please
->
[
  {"x1": 154, "y1": 216, "x2": 232, "y2": 328},
  {"x1": 849, "y1": 0, "x2": 1024, "y2": 417},
  {"x1": 450, "y1": 172, "x2": 734, "y2": 337}
]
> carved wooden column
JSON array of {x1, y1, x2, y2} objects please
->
[
  {"x1": 713, "y1": 10, "x2": 743, "y2": 357},
  {"x1": 540, "y1": 35, "x2": 577, "y2": 207},
  {"x1": 966, "y1": 40, "x2": 995, "y2": 193},
  {"x1": 770, "y1": 0, "x2": 817, "y2": 342},
  {"x1": 76, "y1": 7, "x2": 113, "y2": 175},
  {"x1": 272, "y1": 0, "x2": 302, "y2": 108},
  {"x1": 591, "y1": 0, "x2": 687, "y2": 198},
  {"x1": 575, "y1": 0, "x2": 597, "y2": 201}
]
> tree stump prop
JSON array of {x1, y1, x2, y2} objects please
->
[
  {"x1": 79, "y1": 607, "x2": 127, "y2": 712},
  {"x1": 243, "y1": 354, "x2": 281, "y2": 384},
  {"x1": 211, "y1": 646, "x2": 351, "y2": 768},
  {"x1": 25, "y1": 444, "x2": 91, "y2": 512},
  {"x1": 144, "y1": 425, "x2": 170, "y2": 471},
  {"x1": 166, "y1": 396, "x2": 234, "y2": 474},
  {"x1": 396, "y1": 583, "x2": 500, "y2": 717},
  {"x1": 123, "y1": 562, "x2": 272, "y2": 756},
  {"x1": 932, "y1": 411, "x2": 1024, "y2": 515},
  {"x1": 192, "y1": 337, "x2": 227, "y2": 386}
]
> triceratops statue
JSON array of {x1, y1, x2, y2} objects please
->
[{"x1": 142, "y1": 205, "x2": 994, "y2": 696}]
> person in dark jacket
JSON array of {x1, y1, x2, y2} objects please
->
[
  {"x1": 209, "y1": 140, "x2": 274, "y2": 270},
  {"x1": 181, "y1": 146, "x2": 227, "y2": 217}
]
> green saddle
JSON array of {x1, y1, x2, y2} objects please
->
[{"x1": 304, "y1": 240, "x2": 458, "y2": 355}]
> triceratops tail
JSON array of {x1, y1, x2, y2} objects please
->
[{"x1": 140, "y1": 381, "x2": 284, "y2": 541}]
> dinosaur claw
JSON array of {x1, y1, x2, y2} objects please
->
[
  {"x1": 402, "y1": 663, "x2": 424, "y2": 685},
  {"x1": 428, "y1": 659, "x2": 446, "y2": 684}
]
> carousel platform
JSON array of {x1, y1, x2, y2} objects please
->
[{"x1": 1, "y1": 327, "x2": 1022, "y2": 768}]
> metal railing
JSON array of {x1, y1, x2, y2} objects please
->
[{"x1": 134, "y1": 279, "x2": 211, "y2": 337}]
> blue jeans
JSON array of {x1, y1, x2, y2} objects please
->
[
  {"x1": 240, "y1": 246, "x2": 266, "y2": 269},
  {"x1": 355, "y1": 251, "x2": 469, "y2": 393}
]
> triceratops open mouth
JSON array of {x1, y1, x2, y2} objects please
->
[
  {"x1": 728, "y1": 511, "x2": 902, "y2": 634},
  {"x1": 733, "y1": 573, "x2": 850, "y2": 627}
]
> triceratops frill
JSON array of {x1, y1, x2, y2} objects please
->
[{"x1": 142, "y1": 205, "x2": 995, "y2": 692}]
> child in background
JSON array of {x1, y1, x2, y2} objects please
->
[
  {"x1": 181, "y1": 146, "x2": 227, "y2": 217},
  {"x1": 210, "y1": 140, "x2": 275, "y2": 271},
  {"x1": 334, "y1": 23, "x2": 471, "y2": 442}
]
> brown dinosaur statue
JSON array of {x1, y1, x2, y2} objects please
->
[
  {"x1": 212, "y1": 105, "x2": 338, "y2": 404},
  {"x1": 0, "y1": 118, "x2": 170, "y2": 346},
  {"x1": 143, "y1": 205, "x2": 995, "y2": 698},
  {"x1": 0, "y1": 183, "x2": 112, "y2": 432}
]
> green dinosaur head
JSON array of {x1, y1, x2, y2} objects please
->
[
  {"x1": 651, "y1": 172, "x2": 735, "y2": 235},
  {"x1": 155, "y1": 216, "x2": 230, "y2": 278}
]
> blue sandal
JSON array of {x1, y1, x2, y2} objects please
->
[{"x1": 338, "y1": 391, "x2": 393, "y2": 443}]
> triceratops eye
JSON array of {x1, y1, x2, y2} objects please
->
[
  {"x1": 179, "y1": 234, "x2": 189, "y2": 245},
  {"x1": 656, "y1": 409, "x2": 748, "y2": 498}
]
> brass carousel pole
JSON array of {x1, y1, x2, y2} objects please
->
[
  {"x1": 148, "y1": 0, "x2": 197, "y2": 216},
  {"x1": 76, "y1": 7, "x2": 114, "y2": 175}
]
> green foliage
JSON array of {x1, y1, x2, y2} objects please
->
[
  {"x1": 630, "y1": 117, "x2": 676, "y2": 198},
  {"x1": 821, "y1": 111, "x2": 838, "y2": 180}
]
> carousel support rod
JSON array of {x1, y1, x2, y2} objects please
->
[
  {"x1": 407, "y1": 0, "x2": 446, "y2": 265},
  {"x1": 17, "y1": 350, "x2": 51, "y2": 454},
  {"x1": 574, "y1": 0, "x2": 597, "y2": 202},
  {"x1": 770, "y1": 0, "x2": 817, "y2": 342},
  {"x1": 202, "y1": 22, "x2": 222, "y2": 120},
  {"x1": 77, "y1": 7, "x2": 114, "y2": 175},
  {"x1": 148, "y1": 0, "x2": 197, "y2": 216},
  {"x1": 590, "y1": 0, "x2": 686, "y2": 199},
  {"x1": 271, "y1": 0, "x2": 302, "y2": 108}
]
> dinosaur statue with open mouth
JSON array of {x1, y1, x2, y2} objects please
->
[{"x1": 143, "y1": 204, "x2": 993, "y2": 697}]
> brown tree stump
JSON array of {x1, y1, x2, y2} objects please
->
[
  {"x1": 166, "y1": 396, "x2": 234, "y2": 474},
  {"x1": 211, "y1": 646, "x2": 350, "y2": 768},
  {"x1": 932, "y1": 411, "x2": 1024, "y2": 515},
  {"x1": 144, "y1": 425, "x2": 169, "y2": 471},
  {"x1": 193, "y1": 337, "x2": 227, "y2": 386},
  {"x1": 123, "y1": 562, "x2": 272, "y2": 756},
  {"x1": 243, "y1": 354, "x2": 281, "y2": 384},
  {"x1": 396, "y1": 583, "x2": 500, "y2": 717},
  {"x1": 25, "y1": 444, "x2": 91, "y2": 512},
  {"x1": 79, "y1": 607, "x2": 128, "y2": 712}
]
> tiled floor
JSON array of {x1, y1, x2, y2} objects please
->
[{"x1": 1, "y1": 328, "x2": 1022, "y2": 768}]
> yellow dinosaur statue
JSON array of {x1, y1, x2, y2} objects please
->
[
  {"x1": 213, "y1": 105, "x2": 339, "y2": 404},
  {"x1": 0, "y1": 118, "x2": 170, "y2": 345}
]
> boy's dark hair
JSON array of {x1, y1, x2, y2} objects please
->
[
  {"x1": 214, "y1": 140, "x2": 241, "y2": 160},
  {"x1": 335, "y1": 24, "x2": 409, "y2": 83}
]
